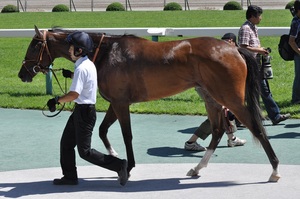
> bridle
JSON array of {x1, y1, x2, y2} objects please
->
[
  {"x1": 22, "y1": 30, "x2": 106, "y2": 118},
  {"x1": 21, "y1": 30, "x2": 54, "y2": 77},
  {"x1": 21, "y1": 29, "x2": 67, "y2": 117}
]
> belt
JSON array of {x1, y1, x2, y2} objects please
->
[{"x1": 75, "y1": 103, "x2": 95, "y2": 108}]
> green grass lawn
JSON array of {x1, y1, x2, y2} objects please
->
[
  {"x1": 1, "y1": 10, "x2": 299, "y2": 117},
  {"x1": 0, "y1": 10, "x2": 292, "y2": 28}
]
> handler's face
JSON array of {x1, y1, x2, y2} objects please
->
[
  {"x1": 225, "y1": 39, "x2": 235, "y2": 46},
  {"x1": 69, "y1": 45, "x2": 78, "y2": 61}
]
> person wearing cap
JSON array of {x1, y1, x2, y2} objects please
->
[
  {"x1": 238, "y1": 5, "x2": 290, "y2": 125},
  {"x1": 47, "y1": 31, "x2": 128, "y2": 186},
  {"x1": 221, "y1": 33, "x2": 238, "y2": 46},
  {"x1": 184, "y1": 33, "x2": 246, "y2": 152}
]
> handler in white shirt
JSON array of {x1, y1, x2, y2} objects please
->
[{"x1": 47, "y1": 31, "x2": 128, "y2": 186}]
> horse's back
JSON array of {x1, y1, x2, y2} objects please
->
[{"x1": 97, "y1": 36, "x2": 246, "y2": 104}]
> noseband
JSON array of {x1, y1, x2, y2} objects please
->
[{"x1": 22, "y1": 30, "x2": 53, "y2": 77}]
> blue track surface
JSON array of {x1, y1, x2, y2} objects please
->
[{"x1": 0, "y1": 108, "x2": 299, "y2": 198}]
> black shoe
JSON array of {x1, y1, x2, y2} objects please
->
[
  {"x1": 53, "y1": 177, "x2": 78, "y2": 185},
  {"x1": 272, "y1": 113, "x2": 291, "y2": 125},
  {"x1": 118, "y1": 159, "x2": 128, "y2": 186}
]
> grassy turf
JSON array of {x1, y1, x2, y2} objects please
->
[{"x1": 0, "y1": 10, "x2": 292, "y2": 28}]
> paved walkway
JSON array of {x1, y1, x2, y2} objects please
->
[{"x1": 0, "y1": 108, "x2": 299, "y2": 198}]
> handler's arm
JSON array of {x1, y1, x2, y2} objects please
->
[{"x1": 58, "y1": 91, "x2": 79, "y2": 103}]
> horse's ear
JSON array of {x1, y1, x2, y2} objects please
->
[{"x1": 34, "y1": 25, "x2": 43, "y2": 38}]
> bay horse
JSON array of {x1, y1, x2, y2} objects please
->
[{"x1": 18, "y1": 26, "x2": 280, "y2": 182}]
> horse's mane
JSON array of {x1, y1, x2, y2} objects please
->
[{"x1": 48, "y1": 26, "x2": 139, "y2": 39}]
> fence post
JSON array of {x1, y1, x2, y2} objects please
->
[
  {"x1": 147, "y1": 28, "x2": 173, "y2": 42},
  {"x1": 151, "y1": 36, "x2": 159, "y2": 42},
  {"x1": 184, "y1": 0, "x2": 190, "y2": 11},
  {"x1": 46, "y1": 65, "x2": 52, "y2": 95},
  {"x1": 125, "y1": 0, "x2": 132, "y2": 11}
]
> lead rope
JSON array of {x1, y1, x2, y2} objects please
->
[{"x1": 42, "y1": 68, "x2": 67, "y2": 118}]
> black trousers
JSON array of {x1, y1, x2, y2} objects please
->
[{"x1": 60, "y1": 104, "x2": 123, "y2": 180}]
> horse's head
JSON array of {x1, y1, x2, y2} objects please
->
[{"x1": 18, "y1": 26, "x2": 54, "y2": 82}]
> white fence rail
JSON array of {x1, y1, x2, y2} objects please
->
[{"x1": 0, "y1": 27, "x2": 290, "y2": 38}]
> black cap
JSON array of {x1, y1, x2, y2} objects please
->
[
  {"x1": 221, "y1": 33, "x2": 237, "y2": 46},
  {"x1": 66, "y1": 31, "x2": 93, "y2": 53}
]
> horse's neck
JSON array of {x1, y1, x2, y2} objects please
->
[{"x1": 49, "y1": 33, "x2": 72, "y2": 62}]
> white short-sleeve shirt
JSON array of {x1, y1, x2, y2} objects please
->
[{"x1": 70, "y1": 56, "x2": 97, "y2": 104}]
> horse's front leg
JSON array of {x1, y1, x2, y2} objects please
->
[
  {"x1": 99, "y1": 104, "x2": 119, "y2": 157},
  {"x1": 111, "y1": 102, "x2": 135, "y2": 174}
]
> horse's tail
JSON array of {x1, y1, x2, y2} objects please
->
[{"x1": 237, "y1": 47, "x2": 266, "y2": 138}]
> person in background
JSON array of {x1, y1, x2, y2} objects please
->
[
  {"x1": 238, "y1": 5, "x2": 290, "y2": 125},
  {"x1": 47, "y1": 31, "x2": 128, "y2": 186},
  {"x1": 289, "y1": 0, "x2": 300, "y2": 104},
  {"x1": 184, "y1": 33, "x2": 246, "y2": 152}
]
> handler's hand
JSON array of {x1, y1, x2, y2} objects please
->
[
  {"x1": 47, "y1": 96, "x2": 60, "y2": 112},
  {"x1": 62, "y1": 69, "x2": 73, "y2": 78}
]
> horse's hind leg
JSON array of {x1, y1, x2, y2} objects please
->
[
  {"x1": 187, "y1": 89, "x2": 225, "y2": 176},
  {"x1": 231, "y1": 107, "x2": 280, "y2": 182},
  {"x1": 239, "y1": 112, "x2": 280, "y2": 181},
  {"x1": 99, "y1": 104, "x2": 119, "y2": 157},
  {"x1": 187, "y1": 106, "x2": 225, "y2": 176},
  {"x1": 257, "y1": 134, "x2": 281, "y2": 182}
]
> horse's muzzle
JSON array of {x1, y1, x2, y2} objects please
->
[{"x1": 18, "y1": 71, "x2": 33, "y2": 82}]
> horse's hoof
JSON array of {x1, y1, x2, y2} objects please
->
[
  {"x1": 268, "y1": 174, "x2": 281, "y2": 182},
  {"x1": 186, "y1": 168, "x2": 199, "y2": 176}
]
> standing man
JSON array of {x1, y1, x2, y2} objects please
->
[
  {"x1": 47, "y1": 31, "x2": 128, "y2": 186},
  {"x1": 238, "y1": 5, "x2": 290, "y2": 125},
  {"x1": 289, "y1": 0, "x2": 300, "y2": 104}
]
